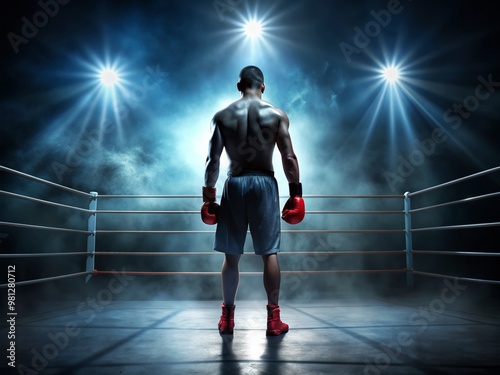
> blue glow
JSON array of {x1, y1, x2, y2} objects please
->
[
  {"x1": 344, "y1": 53, "x2": 421, "y2": 167},
  {"x1": 208, "y1": 2, "x2": 293, "y2": 67},
  {"x1": 37, "y1": 50, "x2": 133, "y2": 148}
]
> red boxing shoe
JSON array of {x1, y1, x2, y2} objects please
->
[
  {"x1": 266, "y1": 304, "x2": 289, "y2": 336},
  {"x1": 218, "y1": 303, "x2": 235, "y2": 334}
]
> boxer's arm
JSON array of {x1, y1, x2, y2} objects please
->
[
  {"x1": 276, "y1": 112, "x2": 299, "y2": 184},
  {"x1": 205, "y1": 117, "x2": 224, "y2": 187}
]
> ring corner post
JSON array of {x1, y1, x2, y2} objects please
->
[
  {"x1": 404, "y1": 191, "x2": 414, "y2": 288},
  {"x1": 86, "y1": 191, "x2": 98, "y2": 283}
]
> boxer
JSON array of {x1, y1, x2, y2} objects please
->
[{"x1": 202, "y1": 66, "x2": 305, "y2": 335}]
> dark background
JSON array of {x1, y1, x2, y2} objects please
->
[{"x1": 0, "y1": 0, "x2": 499, "y2": 306}]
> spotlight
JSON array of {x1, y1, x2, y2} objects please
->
[
  {"x1": 244, "y1": 20, "x2": 262, "y2": 38},
  {"x1": 382, "y1": 66, "x2": 400, "y2": 84},
  {"x1": 100, "y1": 68, "x2": 119, "y2": 87}
]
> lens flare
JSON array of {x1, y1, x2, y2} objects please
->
[
  {"x1": 100, "y1": 68, "x2": 120, "y2": 87},
  {"x1": 244, "y1": 20, "x2": 262, "y2": 38},
  {"x1": 382, "y1": 66, "x2": 400, "y2": 84}
]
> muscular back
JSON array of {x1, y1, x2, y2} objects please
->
[
  {"x1": 216, "y1": 98, "x2": 282, "y2": 174},
  {"x1": 205, "y1": 96, "x2": 299, "y2": 187}
]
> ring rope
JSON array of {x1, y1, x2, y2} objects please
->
[
  {"x1": 0, "y1": 271, "x2": 91, "y2": 289},
  {"x1": 0, "y1": 252, "x2": 89, "y2": 258},
  {"x1": 411, "y1": 222, "x2": 500, "y2": 232},
  {"x1": 0, "y1": 190, "x2": 91, "y2": 213},
  {"x1": 412, "y1": 270, "x2": 500, "y2": 285},
  {"x1": 92, "y1": 250, "x2": 405, "y2": 256},
  {"x1": 412, "y1": 250, "x2": 500, "y2": 257},
  {"x1": 410, "y1": 191, "x2": 500, "y2": 214},
  {"x1": 0, "y1": 165, "x2": 93, "y2": 198},
  {"x1": 93, "y1": 209, "x2": 404, "y2": 215},
  {"x1": 0, "y1": 221, "x2": 91, "y2": 235},
  {"x1": 93, "y1": 269, "x2": 407, "y2": 277},
  {"x1": 94, "y1": 229, "x2": 405, "y2": 234},
  {"x1": 96, "y1": 194, "x2": 405, "y2": 199}
]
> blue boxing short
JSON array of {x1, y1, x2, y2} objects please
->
[{"x1": 214, "y1": 170, "x2": 280, "y2": 255}]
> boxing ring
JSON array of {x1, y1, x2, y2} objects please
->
[
  {"x1": 1, "y1": 165, "x2": 500, "y2": 375},
  {"x1": 0, "y1": 164, "x2": 499, "y2": 289}
]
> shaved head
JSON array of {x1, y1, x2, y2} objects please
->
[{"x1": 238, "y1": 66, "x2": 264, "y2": 92}]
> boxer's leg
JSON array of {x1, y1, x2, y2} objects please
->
[
  {"x1": 219, "y1": 254, "x2": 241, "y2": 334},
  {"x1": 262, "y1": 253, "x2": 280, "y2": 305},
  {"x1": 262, "y1": 253, "x2": 289, "y2": 336},
  {"x1": 221, "y1": 254, "x2": 241, "y2": 306}
]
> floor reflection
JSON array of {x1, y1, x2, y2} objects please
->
[{"x1": 219, "y1": 334, "x2": 241, "y2": 375}]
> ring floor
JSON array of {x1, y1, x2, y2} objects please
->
[{"x1": 2, "y1": 293, "x2": 500, "y2": 375}]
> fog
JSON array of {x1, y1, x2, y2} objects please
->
[{"x1": 1, "y1": 0, "x2": 499, "y2": 306}]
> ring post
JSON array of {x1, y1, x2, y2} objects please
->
[
  {"x1": 404, "y1": 192, "x2": 414, "y2": 287},
  {"x1": 86, "y1": 192, "x2": 98, "y2": 283}
]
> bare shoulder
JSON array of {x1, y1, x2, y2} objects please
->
[
  {"x1": 213, "y1": 108, "x2": 227, "y2": 123},
  {"x1": 261, "y1": 100, "x2": 289, "y2": 124},
  {"x1": 213, "y1": 101, "x2": 239, "y2": 124}
]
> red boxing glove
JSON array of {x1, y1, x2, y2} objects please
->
[
  {"x1": 282, "y1": 183, "x2": 305, "y2": 224},
  {"x1": 201, "y1": 186, "x2": 219, "y2": 225}
]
